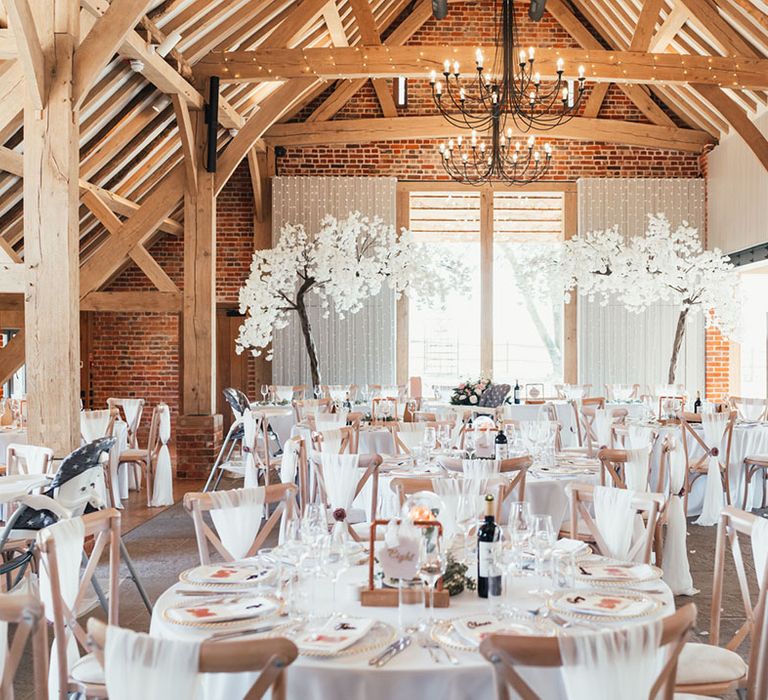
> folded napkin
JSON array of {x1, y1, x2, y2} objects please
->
[
  {"x1": 166, "y1": 596, "x2": 277, "y2": 625},
  {"x1": 296, "y1": 617, "x2": 374, "y2": 654}
]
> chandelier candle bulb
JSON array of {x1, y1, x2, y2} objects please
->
[
  {"x1": 506, "y1": 127, "x2": 513, "y2": 139},
  {"x1": 528, "y1": 47, "x2": 535, "y2": 61},
  {"x1": 578, "y1": 65, "x2": 585, "y2": 79},
  {"x1": 430, "y1": 70, "x2": 436, "y2": 84},
  {"x1": 557, "y1": 57, "x2": 564, "y2": 72},
  {"x1": 534, "y1": 71, "x2": 541, "y2": 85},
  {"x1": 519, "y1": 50, "x2": 526, "y2": 65},
  {"x1": 527, "y1": 135, "x2": 535, "y2": 148},
  {"x1": 443, "y1": 59, "x2": 450, "y2": 74},
  {"x1": 476, "y1": 49, "x2": 484, "y2": 68},
  {"x1": 435, "y1": 81, "x2": 442, "y2": 95},
  {"x1": 453, "y1": 60, "x2": 460, "y2": 75}
]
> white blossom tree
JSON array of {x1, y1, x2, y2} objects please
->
[
  {"x1": 237, "y1": 211, "x2": 465, "y2": 387},
  {"x1": 535, "y1": 214, "x2": 739, "y2": 384}
]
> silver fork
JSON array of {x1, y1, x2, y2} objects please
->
[{"x1": 417, "y1": 632, "x2": 442, "y2": 663}]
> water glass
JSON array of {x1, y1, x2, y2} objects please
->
[
  {"x1": 551, "y1": 551, "x2": 577, "y2": 589},
  {"x1": 398, "y1": 578, "x2": 425, "y2": 632},
  {"x1": 530, "y1": 514, "x2": 555, "y2": 580},
  {"x1": 507, "y1": 502, "x2": 531, "y2": 575}
]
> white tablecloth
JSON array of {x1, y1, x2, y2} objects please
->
[{"x1": 150, "y1": 562, "x2": 673, "y2": 700}]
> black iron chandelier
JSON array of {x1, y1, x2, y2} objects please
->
[{"x1": 429, "y1": 0, "x2": 587, "y2": 185}]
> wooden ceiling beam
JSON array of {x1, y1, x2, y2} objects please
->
[
  {"x1": 678, "y1": 0, "x2": 760, "y2": 56},
  {"x1": 630, "y1": 0, "x2": 665, "y2": 51},
  {"x1": 171, "y1": 94, "x2": 198, "y2": 190},
  {"x1": 649, "y1": 4, "x2": 691, "y2": 52},
  {"x1": 0, "y1": 328, "x2": 24, "y2": 386},
  {"x1": 322, "y1": 0, "x2": 349, "y2": 46},
  {"x1": 80, "y1": 291, "x2": 181, "y2": 312},
  {"x1": 693, "y1": 83, "x2": 768, "y2": 169},
  {"x1": 197, "y1": 45, "x2": 768, "y2": 89},
  {"x1": 3, "y1": 0, "x2": 45, "y2": 109},
  {"x1": 264, "y1": 114, "x2": 715, "y2": 152},
  {"x1": 261, "y1": 0, "x2": 329, "y2": 49},
  {"x1": 72, "y1": 0, "x2": 152, "y2": 109}
]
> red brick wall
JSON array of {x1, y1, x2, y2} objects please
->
[{"x1": 705, "y1": 325, "x2": 730, "y2": 401}]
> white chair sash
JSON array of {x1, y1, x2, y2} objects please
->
[
  {"x1": 593, "y1": 485, "x2": 635, "y2": 560},
  {"x1": 316, "y1": 413, "x2": 347, "y2": 434},
  {"x1": 121, "y1": 399, "x2": 143, "y2": 440},
  {"x1": 433, "y1": 479, "x2": 461, "y2": 541},
  {"x1": 752, "y1": 517, "x2": 768, "y2": 588},
  {"x1": 280, "y1": 439, "x2": 300, "y2": 484},
  {"x1": 662, "y1": 444, "x2": 696, "y2": 595},
  {"x1": 593, "y1": 409, "x2": 612, "y2": 447},
  {"x1": 396, "y1": 428, "x2": 424, "y2": 453},
  {"x1": 695, "y1": 413, "x2": 729, "y2": 526},
  {"x1": 320, "y1": 453, "x2": 360, "y2": 512},
  {"x1": 317, "y1": 428, "x2": 344, "y2": 455},
  {"x1": 150, "y1": 405, "x2": 174, "y2": 507},
  {"x1": 558, "y1": 620, "x2": 663, "y2": 700},
  {"x1": 209, "y1": 487, "x2": 265, "y2": 560},
  {"x1": 739, "y1": 400, "x2": 764, "y2": 422},
  {"x1": 625, "y1": 447, "x2": 650, "y2": 492},
  {"x1": 242, "y1": 409, "x2": 259, "y2": 488},
  {"x1": 38, "y1": 518, "x2": 85, "y2": 700},
  {"x1": 8, "y1": 443, "x2": 49, "y2": 475},
  {"x1": 80, "y1": 410, "x2": 111, "y2": 442},
  {"x1": 627, "y1": 425, "x2": 653, "y2": 450},
  {"x1": 105, "y1": 625, "x2": 200, "y2": 700}
]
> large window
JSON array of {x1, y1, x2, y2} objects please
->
[
  {"x1": 736, "y1": 264, "x2": 768, "y2": 397},
  {"x1": 406, "y1": 187, "x2": 566, "y2": 389},
  {"x1": 408, "y1": 191, "x2": 481, "y2": 384}
]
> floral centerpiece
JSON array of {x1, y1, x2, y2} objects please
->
[{"x1": 450, "y1": 377, "x2": 491, "y2": 405}]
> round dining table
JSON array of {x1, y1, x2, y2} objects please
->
[{"x1": 151, "y1": 556, "x2": 674, "y2": 700}]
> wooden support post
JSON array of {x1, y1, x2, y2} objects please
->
[
  {"x1": 182, "y1": 111, "x2": 217, "y2": 416},
  {"x1": 23, "y1": 0, "x2": 80, "y2": 454}
]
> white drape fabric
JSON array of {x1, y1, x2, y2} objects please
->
[
  {"x1": 738, "y1": 400, "x2": 765, "y2": 422},
  {"x1": 627, "y1": 425, "x2": 654, "y2": 450},
  {"x1": 104, "y1": 625, "x2": 201, "y2": 700},
  {"x1": 320, "y1": 453, "x2": 360, "y2": 512},
  {"x1": 462, "y1": 460, "x2": 498, "y2": 512},
  {"x1": 8, "y1": 444, "x2": 49, "y2": 475},
  {"x1": 396, "y1": 427, "x2": 424, "y2": 453},
  {"x1": 593, "y1": 485, "x2": 635, "y2": 560},
  {"x1": 558, "y1": 620, "x2": 663, "y2": 700},
  {"x1": 121, "y1": 400, "x2": 143, "y2": 442},
  {"x1": 695, "y1": 413, "x2": 729, "y2": 526},
  {"x1": 625, "y1": 447, "x2": 650, "y2": 492},
  {"x1": 752, "y1": 517, "x2": 768, "y2": 588},
  {"x1": 433, "y1": 479, "x2": 461, "y2": 540},
  {"x1": 80, "y1": 410, "x2": 111, "y2": 442},
  {"x1": 242, "y1": 409, "x2": 259, "y2": 488},
  {"x1": 593, "y1": 409, "x2": 612, "y2": 447},
  {"x1": 318, "y1": 429, "x2": 344, "y2": 455},
  {"x1": 280, "y1": 439, "x2": 300, "y2": 484},
  {"x1": 150, "y1": 405, "x2": 173, "y2": 507},
  {"x1": 315, "y1": 412, "x2": 347, "y2": 434},
  {"x1": 663, "y1": 444, "x2": 697, "y2": 595},
  {"x1": 38, "y1": 518, "x2": 85, "y2": 700},
  {"x1": 209, "y1": 487, "x2": 265, "y2": 560}
]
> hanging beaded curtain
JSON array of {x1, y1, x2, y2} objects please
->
[
  {"x1": 577, "y1": 178, "x2": 706, "y2": 392},
  {"x1": 271, "y1": 177, "x2": 397, "y2": 387}
]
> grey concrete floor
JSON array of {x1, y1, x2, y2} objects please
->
[{"x1": 15, "y1": 503, "x2": 766, "y2": 699}]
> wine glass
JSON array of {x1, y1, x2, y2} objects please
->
[
  {"x1": 322, "y1": 529, "x2": 350, "y2": 605},
  {"x1": 507, "y1": 502, "x2": 531, "y2": 575},
  {"x1": 438, "y1": 424, "x2": 452, "y2": 451},
  {"x1": 464, "y1": 430, "x2": 476, "y2": 460},
  {"x1": 529, "y1": 514, "x2": 556, "y2": 593},
  {"x1": 422, "y1": 426, "x2": 437, "y2": 459},
  {"x1": 418, "y1": 530, "x2": 447, "y2": 625},
  {"x1": 260, "y1": 384, "x2": 269, "y2": 404},
  {"x1": 455, "y1": 491, "x2": 477, "y2": 566},
  {"x1": 380, "y1": 400, "x2": 392, "y2": 421}
]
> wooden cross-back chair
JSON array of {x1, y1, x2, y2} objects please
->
[
  {"x1": 604, "y1": 383, "x2": 640, "y2": 401},
  {"x1": 579, "y1": 405, "x2": 628, "y2": 455},
  {"x1": 729, "y1": 396, "x2": 768, "y2": 423},
  {"x1": 37, "y1": 508, "x2": 121, "y2": 699},
  {"x1": 5, "y1": 443, "x2": 55, "y2": 476},
  {"x1": 106, "y1": 397, "x2": 145, "y2": 448},
  {"x1": 270, "y1": 384, "x2": 306, "y2": 402},
  {"x1": 113, "y1": 403, "x2": 167, "y2": 506},
  {"x1": 80, "y1": 408, "x2": 119, "y2": 506},
  {"x1": 568, "y1": 483, "x2": 664, "y2": 564},
  {"x1": 281, "y1": 435, "x2": 310, "y2": 508},
  {"x1": 371, "y1": 397, "x2": 399, "y2": 424},
  {"x1": 313, "y1": 455, "x2": 381, "y2": 542},
  {"x1": 86, "y1": 618, "x2": 298, "y2": 700},
  {"x1": 569, "y1": 396, "x2": 604, "y2": 447},
  {"x1": 183, "y1": 483, "x2": 298, "y2": 565},
  {"x1": 293, "y1": 398, "x2": 332, "y2": 423},
  {"x1": 748, "y1": 564, "x2": 768, "y2": 700},
  {"x1": 681, "y1": 410, "x2": 736, "y2": 512},
  {"x1": 311, "y1": 426, "x2": 355, "y2": 455},
  {"x1": 480, "y1": 603, "x2": 697, "y2": 700},
  {"x1": 390, "y1": 421, "x2": 427, "y2": 456},
  {"x1": 0, "y1": 594, "x2": 48, "y2": 699},
  {"x1": 556, "y1": 384, "x2": 592, "y2": 400},
  {"x1": 673, "y1": 505, "x2": 764, "y2": 697}
]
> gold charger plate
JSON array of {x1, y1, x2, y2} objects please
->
[
  {"x1": 548, "y1": 588, "x2": 662, "y2": 622},
  {"x1": 178, "y1": 563, "x2": 275, "y2": 589},
  {"x1": 282, "y1": 618, "x2": 396, "y2": 658},
  {"x1": 431, "y1": 614, "x2": 555, "y2": 652},
  {"x1": 162, "y1": 593, "x2": 282, "y2": 630},
  {"x1": 574, "y1": 558, "x2": 663, "y2": 586}
]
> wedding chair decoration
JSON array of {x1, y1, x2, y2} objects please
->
[
  {"x1": 597, "y1": 447, "x2": 657, "y2": 492},
  {"x1": 0, "y1": 594, "x2": 47, "y2": 699},
  {"x1": 579, "y1": 406, "x2": 628, "y2": 455},
  {"x1": 270, "y1": 384, "x2": 305, "y2": 402},
  {"x1": 87, "y1": 618, "x2": 298, "y2": 700},
  {"x1": 184, "y1": 484, "x2": 298, "y2": 564},
  {"x1": 37, "y1": 508, "x2": 121, "y2": 699},
  {"x1": 293, "y1": 398, "x2": 332, "y2": 423},
  {"x1": 567, "y1": 483, "x2": 663, "y2": 564},
  {"x1": 107, "y1": 396, "x2": 145, "y2": 471},
  {"x1": 681, "y1": 410, "x2": 736, "y2": 525},
  {"x1": 280, "y1": 435, "x2": 309, "y2": 505},
  {"x1": 728, "y1": 396, "x2": 768, "y2": 423},
  {"x1": 674, "y1": 505, "x2": 767, "y2": 696},
  {"x1": 311, "y1": 426, "x2": 354, "y2": 455},
  {"x1": 80, "y1": 408, "x2": 119, "y2": 506},
  {"x1": 313, "y1": 409, "x2": 349, "y2": 434},
  {"x1": 390, "y1": 422, "x2": 426, "y2": 455},
  {"x1": 5, "y1": 443, "x2": 54, "y2": 476},
  {"x1": 480, "y1": 603, "x2": 696, "y2": 700},
  {"x1": 569, "y1": 396, "x2": 605, "y2": 448},
  {"x1": 314, "y1": 453, "x2": 381, "y2": 542},
  {"x1": 556, "y1": 384, "x2": 592, "y2": 400}
]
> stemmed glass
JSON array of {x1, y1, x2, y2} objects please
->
[
  {"x1": 507, "y1": 502, "x2": 532, "y2": 575},
  {"x1": 260, "y1": 384, "x2": 269, "y2": 404},
  {"x1": 380, "y1": 400, "x2": 392, "y2": 421},
  {"x1": 418, "y1": 530, "x2": 447, "y2": 625},
  {"x1": 464, "y1": 431, "x2": 476, "y2": 460},
  {"x1": 437, "y1": 424, "x2": 452, "y2": 451},
  {"x1": 422, "y1": 426, "x2": 437, "y2": 460},
  {"x1": 322, "y1": 528, "x2": 350, "y2": 605},
  {"x1": 529, "y1": 514, "x2": 556, "y2": 594},
  {"x1": 455, "y1": 490, "x2": 477, "y2": 566}
]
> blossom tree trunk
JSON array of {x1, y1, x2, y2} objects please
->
[
  {"x1": 295, "y1": 281, "x2": 322, "y2": 388},
  {"x1": 667, "y1": 306, "x2": 690, "y2": 384}
]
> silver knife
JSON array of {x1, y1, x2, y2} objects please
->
[
  {"x1": 208, "y1": 622, "x2": 283, "y2": 641},
  {"x1": 369, "y1": 636, "x2": 412, "y2": 667}
]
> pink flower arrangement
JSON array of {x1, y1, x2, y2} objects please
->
[{"x1": 450, "y1": 377, "x2": 492, "y2": 406}]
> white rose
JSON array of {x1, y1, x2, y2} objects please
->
[{"x1": 469, "y1": 395, "x2": 478, "y2": 404}]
